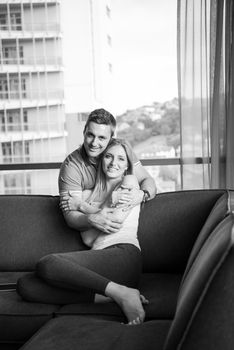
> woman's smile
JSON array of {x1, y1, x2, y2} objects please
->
[{"x1": 102, "y1": 145, "x2": 128, "y2": 179}]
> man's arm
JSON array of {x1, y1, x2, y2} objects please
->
[
  {"x1": 134, "y1": 163, "x2": 157, "y2": 200},
  {"x1": 115, "y1": 163, "x2": 156, "y2": 208},
  {"x1": 62, "y1": 208, "x2": 123, "y2": 234},
  {"x1": 59, "y1": 157, "x2": 123, "y2": 233}
]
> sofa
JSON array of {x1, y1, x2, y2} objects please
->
[{"x1": 0, "y1": 189, "x2": 234, "y2": 349}]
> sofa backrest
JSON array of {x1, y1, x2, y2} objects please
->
[
  {"x1": 0, "y1": 195, "x2": 86, "y2": 271},
  {"x1": 0, "y1": 190, "x2": 227, "y2": 273},
  {"x1": 138, "y1": 189, "x2": 226, "y2": 272},
  {"x1": 181, "y1": 190, "x2": 233, "y2": 283},
  {"x1": 164, "y1": 214, "x2": 234, "y2": 350}
]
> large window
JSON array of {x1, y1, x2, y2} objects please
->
[
  {"x1": 0, "y1": 0, "x2": 179, "y2": 195},
  {"x1": 112, "y1": 0, "x2": 179, "y2": 192}
]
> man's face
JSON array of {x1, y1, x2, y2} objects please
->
[{"x1": 83, "y1": 122, "x2": 112, "y2": 160}]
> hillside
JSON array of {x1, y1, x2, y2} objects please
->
[{"x1": 116, "y1": 98, "x2": 180, "y2": 157}]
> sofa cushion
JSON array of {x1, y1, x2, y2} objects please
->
[
  {"x1": 164, "y1": 214, "x2": 234, "y2": 350},
  {"x1": 0, "y1": 195, "x2": 86, "y2": 271},
  {"x1": 138, "y1": 190, "x2": 226, "y2": 273},
  {"x1": 56, "y1": 273, "x2": 181, "y2": 321},
  {"x1": 0, "y1": 271, "x2": 29, "y2": 290},
  {"x1": 19, "y1": 316, "x2": 171, "y2": 350},
  {"x1": 17, "y1": 273, "x2": 93, "y2": 305},
  {"x1": 0, "y1": 290, "x2": 59, "y2": 343},
  {"x1": 17, "y1": 272, "x2": 181, "y2": 321}
]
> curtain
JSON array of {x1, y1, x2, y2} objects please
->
[{"x1": 177, "y1": 0, "x2": 234, "y2": 190}]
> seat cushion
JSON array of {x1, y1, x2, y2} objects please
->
[
  {"x1": 56, "y1": 273, "x2": 182, "y2": 321},
  {"x1": 0, "y1": 271, "x2": 30, "y2": 290},
  {"x1": 17, "y1": 271, "x2": 181, "y2": 320},
  {"x1": 20, "y1": 316, "x2": 171, "y2": 350},
  {"x1": 17, "y1": 272, "x2": 93, "y2": 305},
  {"x1": 0, "y1": 290, "x2": 59, "y2": 343}
]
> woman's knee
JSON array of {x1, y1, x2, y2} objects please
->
[{"x1": 36, "y1": 253, "x2": 61, "y2": 279}]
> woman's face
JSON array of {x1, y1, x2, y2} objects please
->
[{"x1": 102, "y1": 144, "x2": 128, "y2": 180}]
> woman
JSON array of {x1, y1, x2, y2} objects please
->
[
  {"x1": 61, "y1": 170, "x2": 140, "y2": 249},
  {"x1": 18, "y1": 138, "x2": 148, "y2": 325}
]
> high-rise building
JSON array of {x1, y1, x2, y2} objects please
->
[
  {"x1": 0, "y1": 0, "x2": 113, "y2": 194},
  {"x1": 0, "y1": 0, "x2": 66, "y2": 194}
]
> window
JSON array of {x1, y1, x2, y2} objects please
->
[
  {"x1": 9, "y1": 76, "x2": 26, "y2": 99},
  {"x1": 10, "y1": 11, "x2": 22, "y2": 31},
  {"x1": 0, "y1": 113, "x2": 5, "y2": 131},
  {"x1": 2, "y1": 45, "x2": 23, "y2": 64},
  {"x1": 0, "y1": 77, "x2": 8, "y2": 99},
  {"x1": 0, "y1": 0, "x2": 180, "y2": 195},
  {"x1": 0, "y1": 10, "x2": 22, "y2": 31},
  {"x1": 2, "y1": 142, "x2": 12, "y2": 163},
  {"x1": 4, "y1": 173, "x2": 31, "y2": 194},
  {"x1": 0, "y1": 109, "x2": 28, "y2": 132},
  {"x1": 0, "y1": 13, "x2": 7, "y2": 30},
  {"x1": 23, "y1": 110, "x2": 28, "y2": 130},
  {"x1": 1, "y1": 141, "x2": 30, "y2": 163},
  {"x1": 112, "y1": 0, "x2": 179, "y2": 192}
]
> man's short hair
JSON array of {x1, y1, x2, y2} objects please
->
[{"x1": 84, "y1": 108, "x2": 116, "y2": 137}]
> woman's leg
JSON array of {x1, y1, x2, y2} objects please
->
[
  {"x1": 37, "y1": 244, "x2": 140, "y2": 293},
  {"x1": 36, "y1": 244, "x2": 146, "y2": 323}
]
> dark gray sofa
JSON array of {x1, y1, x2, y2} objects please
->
[{"x1": 0, "y1": 189, "x2": 233, "y2": 349}]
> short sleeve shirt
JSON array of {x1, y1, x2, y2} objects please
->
[
  {"x1": 58, "y1": 146, "x2": 97, "y2": 194},
  {"x1": 58, "y1": 145, "x2": 141, "y2": 194}
]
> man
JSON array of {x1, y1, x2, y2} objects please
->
[{"x1": 59, "y1": 108, "x2": 156, "y2": 234}]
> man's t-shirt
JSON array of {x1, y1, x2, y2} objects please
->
[
  {"x1": 59, "y1": 146, "x2": 97, "y2": 194},
  {"x1": 58, "y1": 145, "x2": 140, "y2": 194}
]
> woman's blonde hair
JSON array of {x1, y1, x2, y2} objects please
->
[{"x1": 89, "y1": 138, "x2": 134, "y2": 202}]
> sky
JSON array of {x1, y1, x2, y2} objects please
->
[{"x1": 111, "y1": 0, "x2": 178, "y2": 113}]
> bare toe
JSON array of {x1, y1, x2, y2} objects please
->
[{"x1": 140, "y1": 294, "x2": 149, "y2": 305}]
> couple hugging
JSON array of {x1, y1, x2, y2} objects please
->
[{"x1": 17, "y1": 108, "x2": 157, "y2": 325}]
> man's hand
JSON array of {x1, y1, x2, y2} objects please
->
[
  {"x1": 112, "y1": 188, "x2": 143, "y2": 210},
  {"x1": 60, "y1": 191, "x2": 82, "y2": 212},
  {"x1": 87, "y1": 207, "x2": 123, "y2": 234}
]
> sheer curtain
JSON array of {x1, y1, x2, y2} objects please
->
[{"x1": 177, "y1": 0, "x2": 234, "y2": 190}]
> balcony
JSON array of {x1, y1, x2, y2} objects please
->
[
  {"x1": 0, "y1": 0, "x2": 60, "y2": 4},
  {"x1": 0, "y1": 56, "x2": 63, "y2": 73},
  {"x1": 0, "y1": 89, "x2": 64, "y2": 109},
  {"x1": 1, "y1": 121, "x2": 66, "y2": 142},
  {"x1": 0, "y1": 22, "x2": 61, "y2": 39}
]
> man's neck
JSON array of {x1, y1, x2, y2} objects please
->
[{"x1": 88, "y1": 156, "x2": 98, "y2": 165}]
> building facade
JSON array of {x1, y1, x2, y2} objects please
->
[
  {"x1": 0, "y1": 0, "x2": 66, "y2": 194},
  {"x1": 0, "y1": 0, "x2": 113, "y2": 194}
]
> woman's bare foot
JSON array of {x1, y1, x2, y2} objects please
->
[
  {"x1": 105, "y1": 282, "x2": 149, "y2": 325},
  {"x1": 94, "y1": 294, "x2": 113, "y2": 303}
]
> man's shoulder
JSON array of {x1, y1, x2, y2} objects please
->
[{"x1": 63, "y1": 147, "x2": 85, "y2": 167}]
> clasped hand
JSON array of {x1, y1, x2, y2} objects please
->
[
  {"x1": 87, "y1": 207, "x2": 123, "y2": 234},
  {"x1": 111, "y1": 187, "x2": 143, "y2": 210}
]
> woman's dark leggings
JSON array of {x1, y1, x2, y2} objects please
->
[{"x1": 34, "y1": 244, "x2": 142, "y2": 302}]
